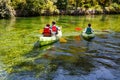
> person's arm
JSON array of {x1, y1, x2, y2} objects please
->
[
  {"x1": 91, "y1": 27, "x2": 94, "y2": 32},
  {"x1": 83, "y1": 28, "x2": 87, "y2": 33},
  {"x1": 56, "y1": 26, "x2": 59, "y2": 30}
]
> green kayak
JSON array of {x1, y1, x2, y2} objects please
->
[
  {"x1": 81, "y1": 32, "x2": 95, "y2": 41},
  {"x1": 39, "y1": 27, "x2": 62, "y2": 47}
]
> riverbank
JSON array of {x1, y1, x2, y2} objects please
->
[
  {"x1": 1, "y1": 8, "x2": 120, "y2": 19},
  {"x1": 59, "y1": 8, "x2": 120, "y2": 15},
  {"x1": 0, "y1": 0, "x2": 120, "y2": 19}
]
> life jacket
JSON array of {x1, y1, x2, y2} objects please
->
[
  {"x1": 85, "y1": 27, "x2": 92, "y2": 34},
  {"x1": 52, "y1": 25, "x2": 57, "y2": 32},
  {"x1": 43, "y1": 26, "x2": 51, "y2": 36}
]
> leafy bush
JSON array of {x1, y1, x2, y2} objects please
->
[
  {"x1": 43, "y1": 1, "x2": 59, "y2": 15},
  {"x1": 11, "y1": 0, "x2": 59, "y2": 16},
  {"x1": 111, "y1": 3, "x2": 120, "y2": 11},
  {"x1": 0, "y1": 0, "x2": 15, "y2": 18},
  {"x1": 94, "y1": 5, "x2": 103, "y2": 14},
  {"x1": 83, "y1": 4, "x2": 91, "y2": 9}
]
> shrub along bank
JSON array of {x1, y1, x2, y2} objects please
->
[{"x1": 0, "y1": 0, "x2": 120, "y2": 19}]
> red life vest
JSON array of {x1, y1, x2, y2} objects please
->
[
  {"x1": 52, "y1": 25, "x2": 57, "y2": 32},
  {"x1": 43, "y1": 27, "x2": 51, "y2": 36}
]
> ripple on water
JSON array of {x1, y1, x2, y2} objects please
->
[
  {"x1": 1, "y1": 31, "x2": 120, "y2": 80},
  {"x1": 53, "y1": 67, "x2": 117, "y2": 80},
  {"x1": 0, "y1": 63, "x2": 8, "y2": 80}
]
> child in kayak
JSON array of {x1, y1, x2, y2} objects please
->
[
  {"x1": 84, "y1": 23, "x2": 94, "y2": 34},
  {"x1": 42, "y1": 24, "x2": 51, "y2": 37},
  {"x1": 51, "y1": 21, "x2": 58, "y2": 35}
]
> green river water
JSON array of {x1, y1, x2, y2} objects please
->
[{"x1": 0, "y1": 15, "x2": 120, "y2": 80}]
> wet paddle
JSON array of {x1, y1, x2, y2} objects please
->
[
  {"x1": 59, "y1": 37, "x2": 67, "y2": 43},
  {"x1": 39, "y1": 29, "x2": 43, "y2": 34},
  {"x1": 75, "y1": 27, "x2": 82, "y2": 31}
]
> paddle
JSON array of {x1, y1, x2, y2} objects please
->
[
  {"x1": 59, "y1": 27, "x2": 67, "y2": 43},
  {"x1": 75, "y1": 27, "x2": 82, "y2": 31},
  {"x1": 39, "y1": 29, "x2": 43, "y2": 34},
  {"x1": 59, "y1": 37, "x2": 67, "y2": 43},
  {"x1": 59, "y1": 27, "x2": 83, "y2": 42}
]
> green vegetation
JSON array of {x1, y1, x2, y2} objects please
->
[
  {"x1": 0, "y1": 0, "x2": 15, "y2": 18},
  {"x1": 0, "y1": 0, "x2": 120, "y2": 18},
  {"x1": 0, "y1": 15, "x2": 120, "y2": 77}
]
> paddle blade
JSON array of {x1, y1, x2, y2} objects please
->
[
  {"x1": 59, "y1": 37, "x2": 67, "y2": 43},
  {"x1": 39, "y1": 29, "x2": 43, "y2": 33},
  {"x1": 75, "y1": 27, "x2": 82, "y2": 31},
  {"x1": 74, "y1": 36, "x2": 81, "y2": 41}
]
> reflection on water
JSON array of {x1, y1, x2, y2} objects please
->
[{"x1": 0, "y1": 15, "x2": 120, "y2": 80}]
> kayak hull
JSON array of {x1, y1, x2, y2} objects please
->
[
  {"x1": 81, "y1": 32, "x2": 95, "y2": 41},
  {"x1": 39, "y1": 27, "x2": 62, "y2": 46},
  {"x1": 39, "y1": 36, "x2": 59, "y2": 46}
]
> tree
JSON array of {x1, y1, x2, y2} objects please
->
[
  {"x1": 56, "y1": 0, "x2": 68, "y2": 10},
  {"x1": 43, "y1": 0, "x2": 59, "y2": 15},
  {"x1": 0, "y1": 0, "x2": 15, "y2": 18}
]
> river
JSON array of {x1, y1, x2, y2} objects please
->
[{"x1": 0, "y1": 15, "x2": 120, "y2": 80}]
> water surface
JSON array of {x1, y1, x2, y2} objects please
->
[{"x1": 0, "y1": 15, "x2": 120, "y2": 80}]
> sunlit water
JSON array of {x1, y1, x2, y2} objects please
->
[{"x1": 0, "y1": 15, "x2": 120, "y2": 80}]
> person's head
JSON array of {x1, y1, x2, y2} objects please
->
[
  {"x1": 52, "y1": 21, "x2": 56, "y2": 25},
  {"x1": 46, "y1": 24, "x2": 50, "y2": 27},
  {"x1": 88, "y1": 23, "x2": 91, "y2": 27}
]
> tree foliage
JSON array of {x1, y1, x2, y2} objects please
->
[
  {"x1": 0, "y1": 0, "x2": 15, "y2": 18},
  {"x1": 56, "y1": 0, "x2": 68, "y2": 10},
  {"x1": 10, "y1": 0, "x2": 59, "y2": 16},
  {"x1": 0, "y1": 0, "x2": 120, "y2": 18}
]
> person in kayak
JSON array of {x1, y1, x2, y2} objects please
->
[
  {"x1": 84, "y1": 23, "x2": 94, "y2": 34},
  {"x1": 51, "y1": 21, "x2": 58, "y2": 35},
  {"x1": 42, "y1": 24, "x2": 51, "y2": 37}
]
